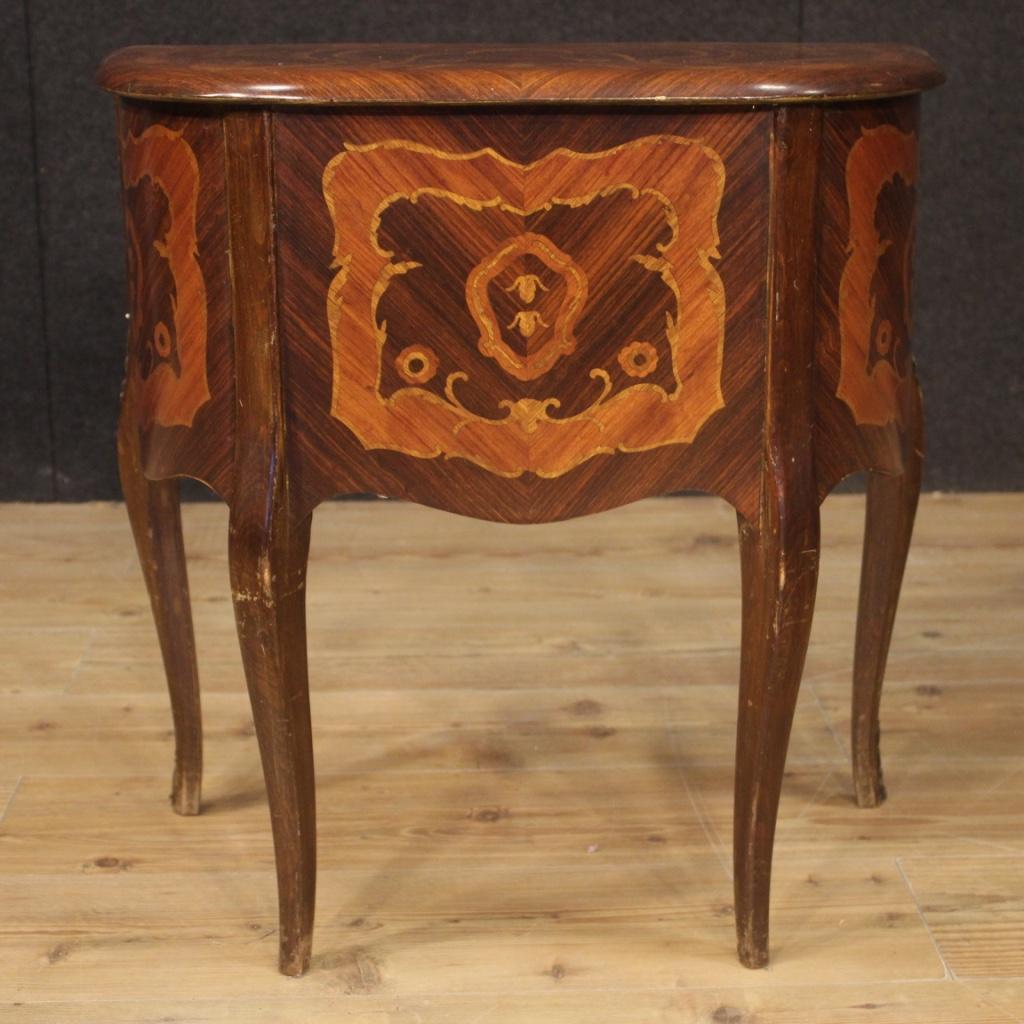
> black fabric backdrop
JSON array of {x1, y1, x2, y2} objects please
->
[{"x1": 2, "y1": 0, "x2": 1021, "y2": 499}]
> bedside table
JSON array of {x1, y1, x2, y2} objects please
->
[{"x1": 98, "y1": 42, "x2": 943, "y2": 976}]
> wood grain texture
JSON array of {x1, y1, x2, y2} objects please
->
[
  {"x1": 96, "y1": 43, "x2": 944, "y2": 106},
  {"x1": 277, "y1": 107, "x2": 770, "y2": 523},
  {"x1": 116, "y1": 100, "x2": 235, "y2": 500}
]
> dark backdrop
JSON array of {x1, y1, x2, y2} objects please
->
[{"x1": 2, "y1": 0, "x2": 1021, "y2": 499}]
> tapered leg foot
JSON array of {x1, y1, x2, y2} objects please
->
[
  {"x1": 230, "y1": 507, "x2": 315, "y2": 977},
  {"x1": 852, "y1": 386, "x2": 923, "y2": 808},
  {"x1": 734, "y1": 500, "x2": 820, "y2": 969},
  {"x1": 169, "y1": 762, "x2": 201, "y2": 817},
  {"x1": 118, "y1": 424, "x2": 202, "y2": 816}
]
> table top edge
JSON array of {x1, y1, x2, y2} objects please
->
[{"x1": 96, "y1": 42, "x2": 945, "y2": 106}]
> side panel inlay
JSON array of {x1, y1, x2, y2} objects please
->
[
  {"x1": 321, "y1": 136, "x2": 727, "y2": 478},
  {"x1": 837, "y1": 125, "x2": 918, "y2": 428},
  {"x1": 813, "y1": 97, "x2": 920, "y2": 500},
  {"x1": 121, "y1": 124, "x2": 210, "y2": 429}
]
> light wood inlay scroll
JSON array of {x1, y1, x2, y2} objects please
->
[{"x1": 322, "y1": 136, "x2": 727, "y2": 478}]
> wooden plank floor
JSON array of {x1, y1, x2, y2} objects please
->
[{"x1": 0, "y1": 493, "x2": 1021, "y2": 1023}]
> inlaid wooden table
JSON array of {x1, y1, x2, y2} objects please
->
[{"x1": 98, "y1": 43, "x2": 943, "y2": 976}]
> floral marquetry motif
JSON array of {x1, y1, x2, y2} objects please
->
[
  {"x1": 619, "y1": 340, "x2": 659, "y2": 379},
  {"x1": 394, "y1": 344, "x2": 439, "y2": 385},
  {"x1": 321, "y1": 136, "x2": 727, "y2": 478},
  {"x1": 837, "y1": 125, "x2": 918, "y2": 427},
  {"x1": 121, "y1": 125, "x2": 210, "y2": 430},
  {"x1": 466, "y1": 232, "x2": 588, "y2": 381}
]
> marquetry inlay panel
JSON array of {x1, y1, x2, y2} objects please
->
[
  {"x1": 812, "y1": 96, "x2": 922, "y2": 500},
  {"x1": 321, "y1": 136, "x2": 727, "y2": 478},
  {"x1": 121, "y1": 124, "x2": 210, "y2": 430},
  {"x1": 837, "y1": 124, "x2": 918, "y2": 428}
]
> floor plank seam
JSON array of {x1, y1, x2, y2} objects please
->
[
  {"x1": 953, "y1": 838, "x2": 1024, "y2": 857},
  {"x1": 4, "y1": 757, "x2": 848, "y2": 779},
  {"x1": 0, "y1": 777, "x2": 23, "y2": 826},
  {"x1": 966, "y1": 981, "x2": 1024, "y2": 1024},
  {"x1": 62, "y1": 629, "x2": 97, "y2": 696},
  {"x1": 805, "y1": 678, "x2": 849, "y2": 756},
  {"x1": 662, "y1": 713, "x2": 731, "y2": 878},
  {"x1": 976, "y1": 762, "x2": 1024, "y2": 799},
  {"x1": 785, "y1": 767, "x2": 838, "y2": 823},
  {"x1": 894, "y1": 852, "x2": 1024, "y2": 862},
  {"x1": 0, "y1": 975, "x2": 983, "y2": 1004},
  {"x1": 895, "y1": 855, "x2": 954, "y2": 980}
]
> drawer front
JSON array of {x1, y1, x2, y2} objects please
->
[{"x1": 275, "y1": 108, "x2": 771, "y2": 522}]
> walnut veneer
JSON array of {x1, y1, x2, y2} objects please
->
[{"x1": 98, "y1": 42, "x2": 943, "y2": 976}]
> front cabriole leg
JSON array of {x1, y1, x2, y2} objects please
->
[
  {"x1": 224, "y1": 108, "x2": 317, "y2": 977},
  {"x1": 734, "y1": 493, "x2": 820, "y2": 967},
  {"x1": 230, "y1": 505, "x2": 316, "y2": 976},
  {"x1": 733, "y1": 104, "x2": 822, "y2": 969}
]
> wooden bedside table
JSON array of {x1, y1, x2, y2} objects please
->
[{"x1": 97, "y1": 42, "x2": 943, "y2": 976}]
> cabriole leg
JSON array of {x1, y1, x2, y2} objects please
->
[
  {"x1": 732, "y1": 102, "x2": 822, "y2": 970},
  {"x1": 733, "y1": 495, "x2": 820, "y2": 968},
  {"x1": 117, "y1": 422, "x2": 203, "y2": 815},
  {"x1": 851, "y1": 383, "x2": 924, "y2": 807},
  {"x1": 229, "y1": 506, "x2": 315, "y2": 977}
]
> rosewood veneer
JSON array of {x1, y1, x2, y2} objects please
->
[{"x1": 97, "y1": 42, "x2": 943, "y2": 976}]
